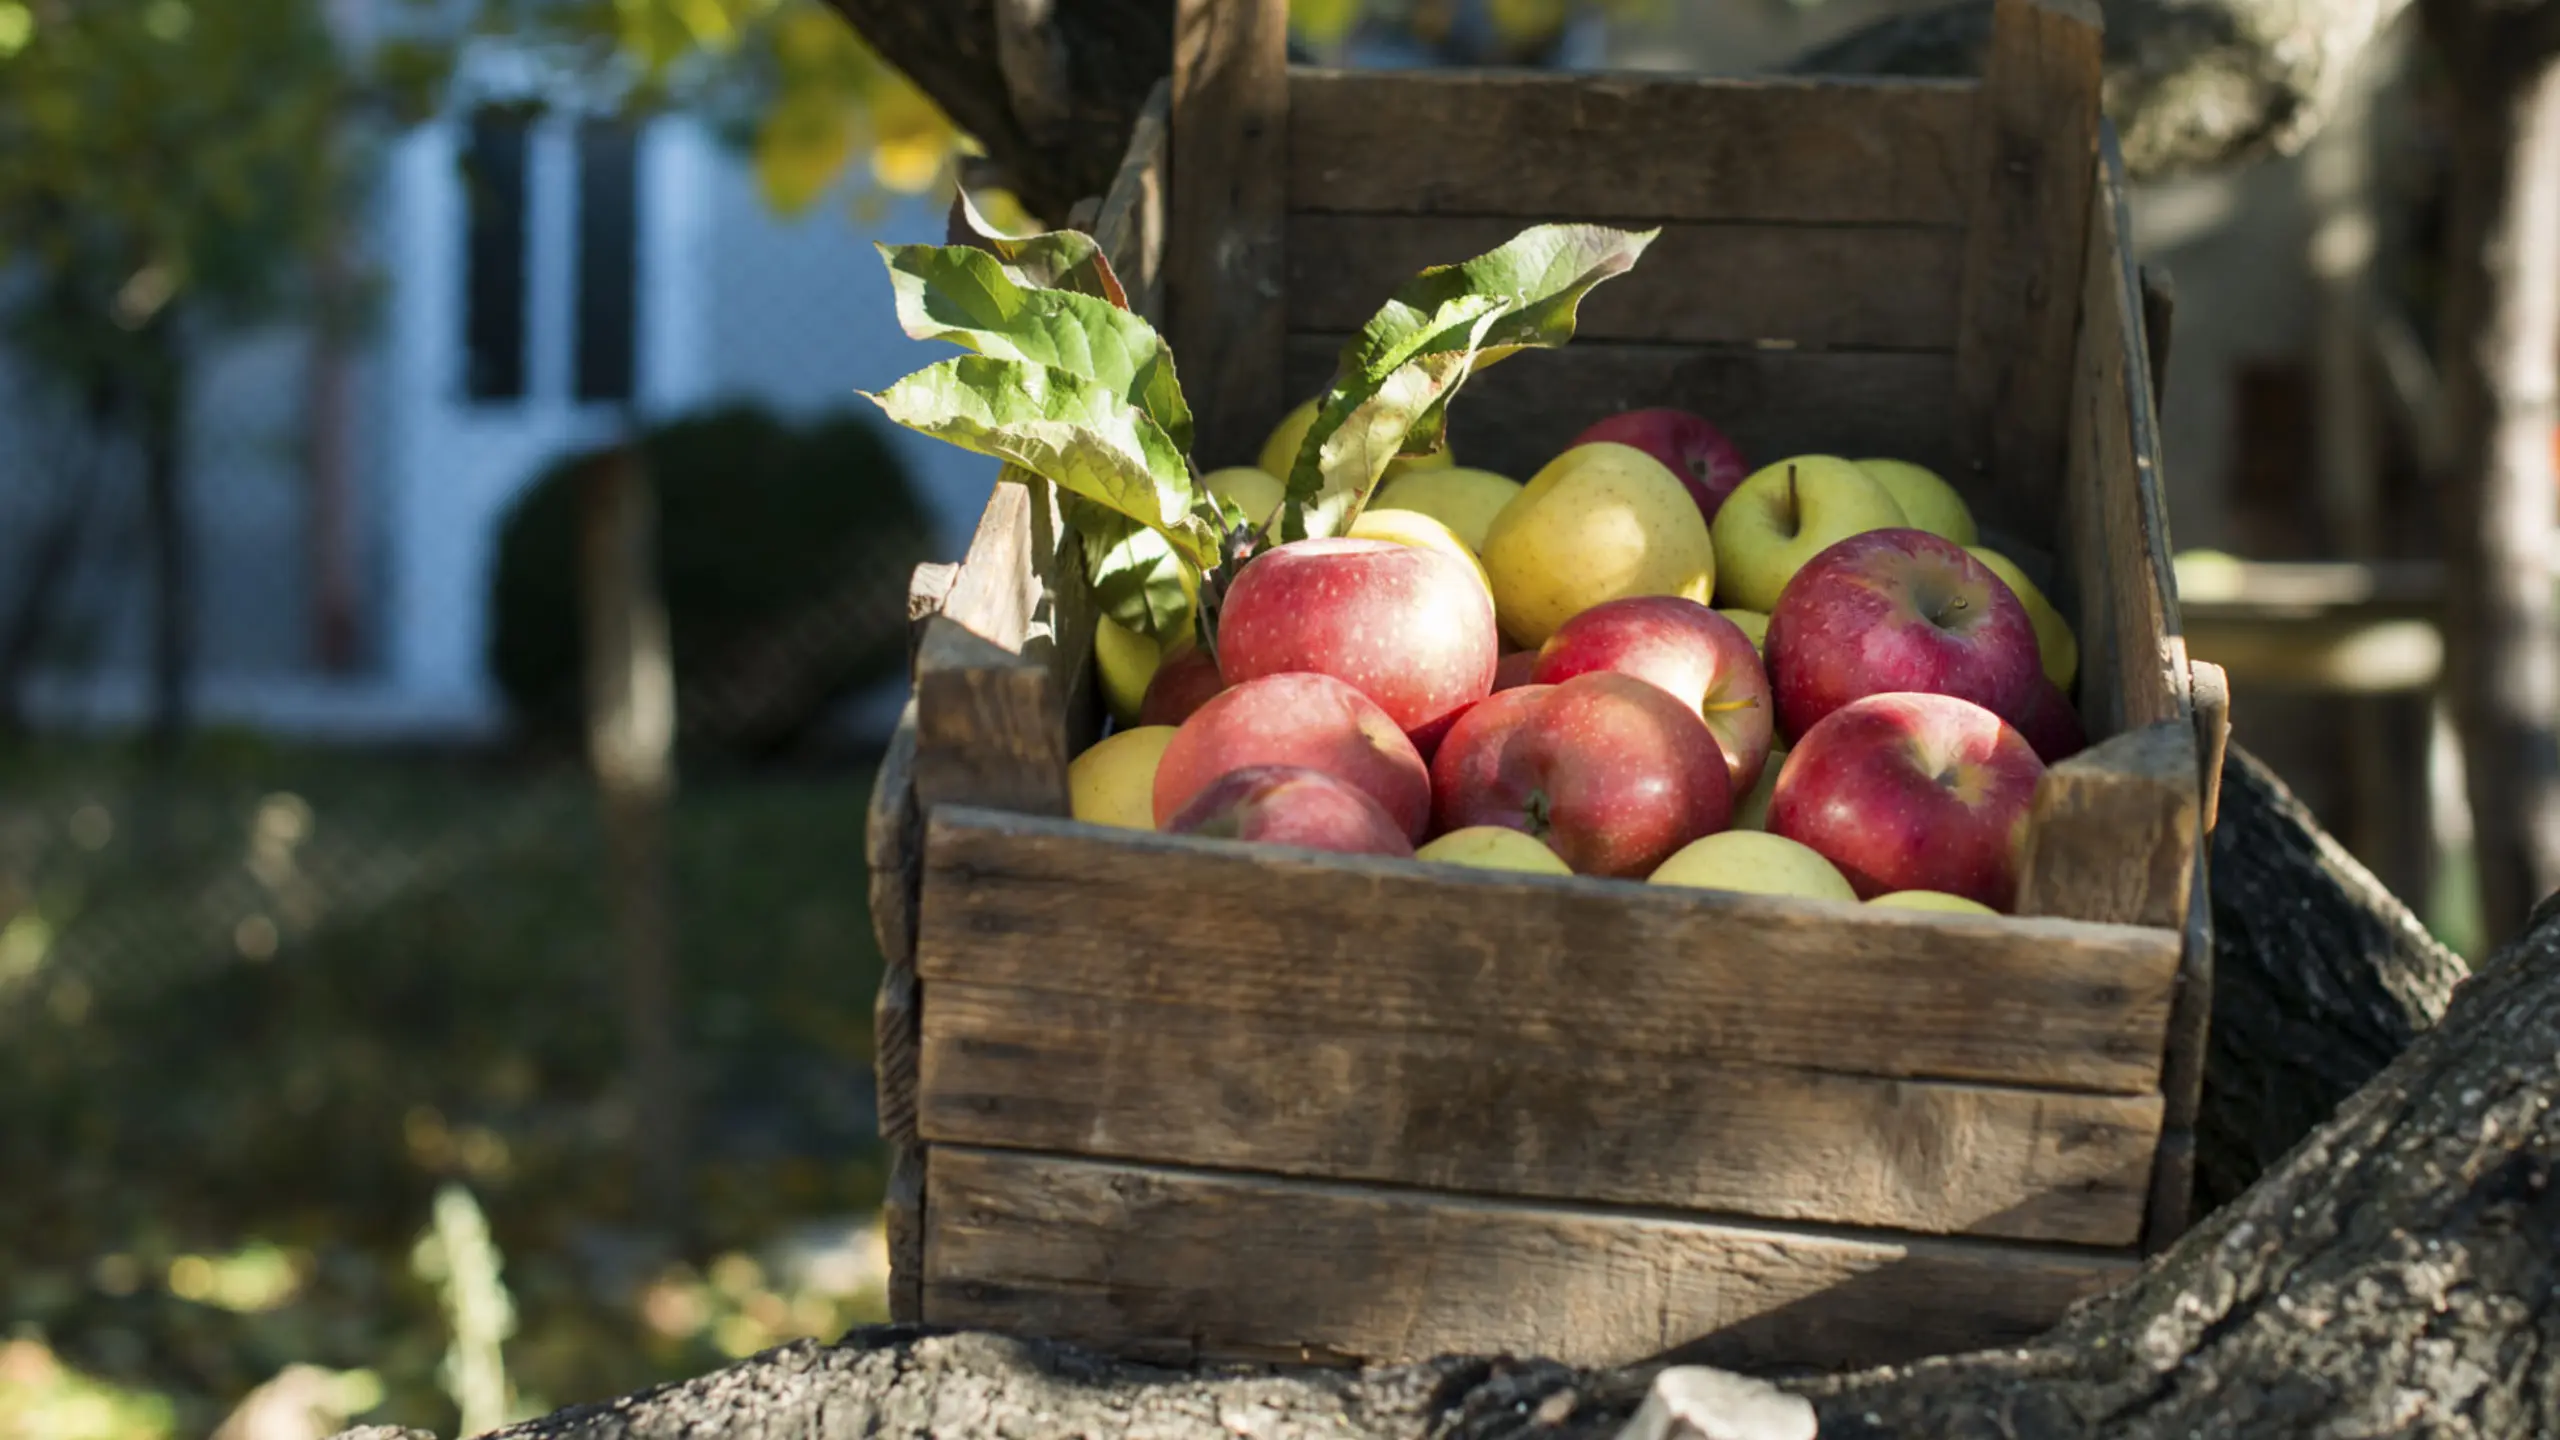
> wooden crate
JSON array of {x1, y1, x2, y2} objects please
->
[{"x1": 866, "y1": 0, "x2": 2231, "y2": 1372}]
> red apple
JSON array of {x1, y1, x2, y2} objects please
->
[
  {"x1": 1431, "y1": 673, "x2": 1732, "y2": 878},
  {"x1": 1571, "y1": 408, "x2": 1750, "y2": 522},
  {"x1": 1217, "y1": 537, "x2": 1497, "y2": 752},
  {"x1": 1492, "y1": 649, "x2": 1541, "y2": 692},
  {"x1": 1164, "y1": 764, "x2": 1415, "y2": 857},
  {"x1": 1530, "y1": 595, "x2": 1775, "y2": 795},
  {"x1": 2014, "y1": 677, "x2": 2088, "y2": 764},
  {"x1": 1764, "y1": 528, "x2": 2042, "y2": 742},
  {"x1": 1153, "y1": 672, "x2": 1432, "y2": 839},
  {"x1": 1138, "y1": 640, "x2": 1225, "y2": 728},
  {"x1": 1766, "y1": 691, "x2": 2045, "y2": 909}
]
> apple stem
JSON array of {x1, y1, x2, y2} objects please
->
[
  {"x1": 1523, "y1": 789, "x2": 1554, "y2": 838},
  {"x1": 1783, "y1": 463, "x2": 1801, "y2": 538}
]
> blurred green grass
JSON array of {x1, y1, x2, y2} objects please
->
[{"x1": 0, "y1": 733, "x2": 890, "y2": 1438}]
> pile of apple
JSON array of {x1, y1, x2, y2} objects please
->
[{"x1": 1066, "y1": 403, "x2": 2086, "y2": 915}]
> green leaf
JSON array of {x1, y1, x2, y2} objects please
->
[
  {"x1": 1065, "y1": 496, "x2": 1195, "y2": 647},
  {"x1": 879, "y1": 241, "x2": 1191, "y2": 453},
  {"x1": 861, "y1": 354, "x2": 1218, "y2": 567},
  {"x1": 1280, "y1": 223, "x2": 1658, "y2": 541},
  {"x1": 946, "y1": 188, "x2": 1130, "y2": 310}
]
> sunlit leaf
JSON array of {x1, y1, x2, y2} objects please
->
[
  {"x1": 1066, "y1": 497, "x2": 1196, "y2": 646},
  {"x1": 945, "y1": 189, "x2": 1122, "y2": 306}
]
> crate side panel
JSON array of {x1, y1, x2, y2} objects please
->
[
  {"x1": 915, "y1": 809, "x2": 2178, "y2": 1093},
  {"x1": 920, "y1": 980, "x2": 2163, "y2": 1246},
  {"x1": 1285, "y1": 338, "x2": 1956, "y2": 485},
  {"x1": 1288, "y1": 70, "x2": 1975, "y2": 225},
  {"x1": 1287, "y1": 215, "x2": 1964, "y2": 352},
  {"x1": 922, "y1": 1147, "x2": 2137, "y2": 1371}
]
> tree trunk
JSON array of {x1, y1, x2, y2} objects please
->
[
  {"x1": 345, "y1": 742, "x2": 2559, "y2": 1440},
  {"x1": 2427, "y1": 0, "x2": 2560, "y2": 945},
  {"x1": 139, "y1": 336, "x2": 192, "y2": 761},
  {"x1": 0, "y1": 383, "x2": 116, "y2": 737}
]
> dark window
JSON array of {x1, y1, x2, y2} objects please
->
[
  {"x1": 575, "y1": 118, "x2": 640, "y2": 404},
  {"x1": 461, "y1": 106, "x2": 531, "y2": 402}
]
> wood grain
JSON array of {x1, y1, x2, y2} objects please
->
[
  {"x1": 2144, "y1": 658, "x2": 2231, "y2": 1251},
  {"x1": 884, "y1": 1143, "x2": 926, "y2": 1324},
  {"x1": 917, "y1": 807, "x2": 2178, "y2": 1093},
  {"x1": 922, "y1": 1147, "x2": 2139, "y2": 1370},
  {"x1": 912, "y1": 618, "x2": 1070, "y2": 818},
  {"x1": 920, "y1": 980, "x2": 2162, "y2": 1244},
  {"x1": 867, "y1": 703, "x2": 924, "y2": 1148},
  {"x1": 1285, "y1": 336, "x2": 1956, "y2": 483},
  {"x1": 1288, "y1": 70, "x2": 1977, "y2": 226},
  {"x1": 1952, "y1": 0, "x2": 2104, "y2": 539},
  {"x1": 2015, "y1": 720, "x2": 2201, "y2": 930},
  {"x1": 1095, "y1": 78, "x2": 1170, "y2": 323},
  {"x1": 1168, "y1": 0, "x2": 1289, "y2": 465},
  {"x1": 1286, "y1": 215, "x2": 1963, "y2": 351}
]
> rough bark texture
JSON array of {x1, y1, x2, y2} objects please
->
[
  {"x1": 365, "y1": 743, "x2": 2560, "y2": 1440},
  {"x1": 2424, "y1": 0, "x2": 2560, "y2": 944},
  {"x1": 1795, "y1": 0, "x2": 2416, "y2": 179}
]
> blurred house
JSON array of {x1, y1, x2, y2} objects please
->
[{"x1": 2, "y1": 38, "x2": 1000, "y2": 741}]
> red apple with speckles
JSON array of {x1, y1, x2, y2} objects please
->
[
  {"x1": 1430, "y1": 673, "x2": 1732, "y2": 877},
  {"x1": 1163, "y1": 764, "x2": 1415, "y2": 857},
  {"x1": 1137, "y1": 640, "x2": 1225, "y2": 728},
  {"x1": 1531, "y1": 596, "x2": 1775, "y2": 796},
  {"x1": 1153, "y1": 672, "x2": 1432, "y2": 839},
  {"x1": 2013, "y1": 676, "x2": 2088, "y2": 764},
  {"x1": 1766, "y1": 691, "x2": 2045, "y2": 909},
  {"x1": 1217, "y1": 537, "x2": 1496, "y2": 753},
  {"x1": 1571, "y1": 408, "x2": 1750, "y2": 522},
  {"x1": 1764, "y1": 528, "x2": 2043, "y2": 741}
]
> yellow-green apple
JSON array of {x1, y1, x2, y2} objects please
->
[
  {"x1": 1767, "y1": 691, "x2": 2046, "y2": 909},
  {"x1": 1717, "y1": 607, "x2": 1769, "y2": 652},
  {"x1": 1203, "y1": 464, "x2": 1287, "y2": 533},
  {"x1": 1480, "y1": 442, "x2": 1716, "y2": 647},
  {"x1": 1731, "y1": 741, "x2": 1783, "y2": 829},
  {"x1": 1764, "y1": 528, "x2": 2042, "y2": 740},
  {"x1": 1530, "y1": 596, "x2": 1775, "y2": 795},
  {"x1": 1217, "y1": 537, "x2": 1496, "y2": 753},
  {"x1": 1371, "y1": 467, "x2": 1522, "y2": 551},
  {"x1": 1137, "y1": 639, "x2": 1224, "y2": 728},
  {"x1": 1430, "y1": 674, "x2": 1732, "y2": 877},
  {"x1": 2013, "y1": 675, "x2": 2088, "y2": 764},
  {"x1": 1572, "y1": 408, "x2": 1750, "y2": 522},
  {"x1": 1347, "y1": 507, "x2": 1494, "y2": 599},
  {"x1": 1866, "y1": 889, "x2": 1998, "y2": 915},
  {"x1": 1857, "y1": 459, "x2": 1977, "y2": 544},
  {"x1": 1164, "y1": 764, "x2": 1414, "y2": 857},
  {"x1": 1968, "y1": 546, "x2": 2078, "y2": 690},
  {"x1": 1069, "y1": 725, "x2": 1177, "y2": 829},
  {"x1": 1415, "y1": 825, "x2": 1572, "y2": 874},
  {"x1": 1648, "y1": 830, "x2": 1857, "y2": 901},
  {"x1": 1709, "y1": 456, "x2": 1908, "y2": 612},
  {"x1": 1258, "y1": 397, "x2": 1451, "y2": 488},
  {"x1": 1093, "y1": 616, "x2": 1162, "y2": 725},
  {"x1": 1154, "y1": 672, "x2": 1432, "y2": 838}
]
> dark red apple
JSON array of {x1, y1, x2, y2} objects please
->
[
  {"x1": 1764, "y1": 528, "x2": 2042, "y2": 741},
  {"x1": 1164, "y1": 764, "x2": 1415, "y2": 857},
  {"x1": 1571, "y1": 408, "x2": 1749, "y2": 522},
  {"x1": 1217, "y1": 537, "x2": 1497, "y2": 751},
  {"x1": 1765, "y1": 691, "x2": 2046, "y2": 909},
  {"x1": 1430, "y1": 673, "x2": 1732, "y2": 878},
  {"x1": 1492, "y1": 649, "x2": 1541, "y2": 692},
  {"x1": 1153, "y1": 672, "x2": 1432, "y2": 839},
  {"x1": 1137, "y1": 641, "x2": 1225, "y2": 728},
  {"x1": 2014, "y1": 677, "x2": 2088, "y2": 764},
  {"x1": 1530, "y1": 595, "x2": 1775, "y2": 795}
]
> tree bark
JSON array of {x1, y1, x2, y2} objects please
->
[{"x1": 2425, "y1": 0, "x2": 2560, "y2": 945}]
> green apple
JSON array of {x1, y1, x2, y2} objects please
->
[
  {"x1": 1415, "y1": 825, "x2": 1572, "y2": 875},
  {"x1": 1709, "y1": 456, "x2": 1908, "y2": 612},
  {"x1": 1480, "y1": 442, "x2": 1716, "y2": 647},
  {"x1": 1648, "y1": 830, "x2": 1856, "y2": 901},
  {"x1": 1093, "y1": 616, "x2": 1162, "y2": 725},
  {"x1": 1068, "y1": 725, "x2": 1178, "y2": 830},
  {"x1": 1203, "y1": 465, "x2": 1287, "y2": 533},
  {"x1": 1967, "y1": 546, "x2": 2079, "y2": 691},
  {"x1": 1730, "y1": 741, "x2": 1783, "y2": 830},
  {"x1": 1715, "y1": 607, "x2": 1768, "y2": 653},
  {"x1": 1372, "y1": 466, "x2": 1522, "y2": 552},
  {"x1": 1857, "y1": 459, "x2": 1977, "y2": 545},
  {"x1": 1867, "y1": 889, "x2": 1999, "y2": 915}
]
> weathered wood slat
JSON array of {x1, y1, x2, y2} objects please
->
[
  {"x1": 1094, "y1": 79, "x2": 1170, "y2": 323},
  {"x1": 1168, "y1": 0, "x2": 1290, "y2": 465},
  {"x1": 1286, "y1": 215, "x2": 1963, "y2": 351},
  {"x1": 923, "y1": 1147, "x2": 2139, "y2": 1370},
  {"x1": 1952, "y1": 0, "x2": 2104, "y2": 538},
  {"x1": 1284, "y1": 336, "x2": 1955, "y2": 483},
  {"x1": 1287, "y1": 70, "x2": 1978, "y2": 226},
  {"x1": 2015, "y1": 721, "x2": 2201, "y2": 931},
  {"x1": 917, "y1": 808, "x2": 2179, "y2": 1093},
  {"x1": 2143, "y1": 659, "x2": 2231, "y2": 1251},
  {"x1": 920, "y1": 981, "x2": 2162, "y2": 1245}
]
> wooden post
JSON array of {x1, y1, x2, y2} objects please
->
[
  {"x1": 1167, "y1": 0, "x2": 1290, "y2": 467},
  {"x1": 1953, "y1": 0, "x2": 2104, "y2": 540},
  {"x1": 581, "y1": 441, "x2": 686, "y2": 1234}
]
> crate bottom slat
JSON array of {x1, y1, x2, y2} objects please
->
[{"x1": 922, "y1": 1145, "x2": 2139, "y2": 1372}]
